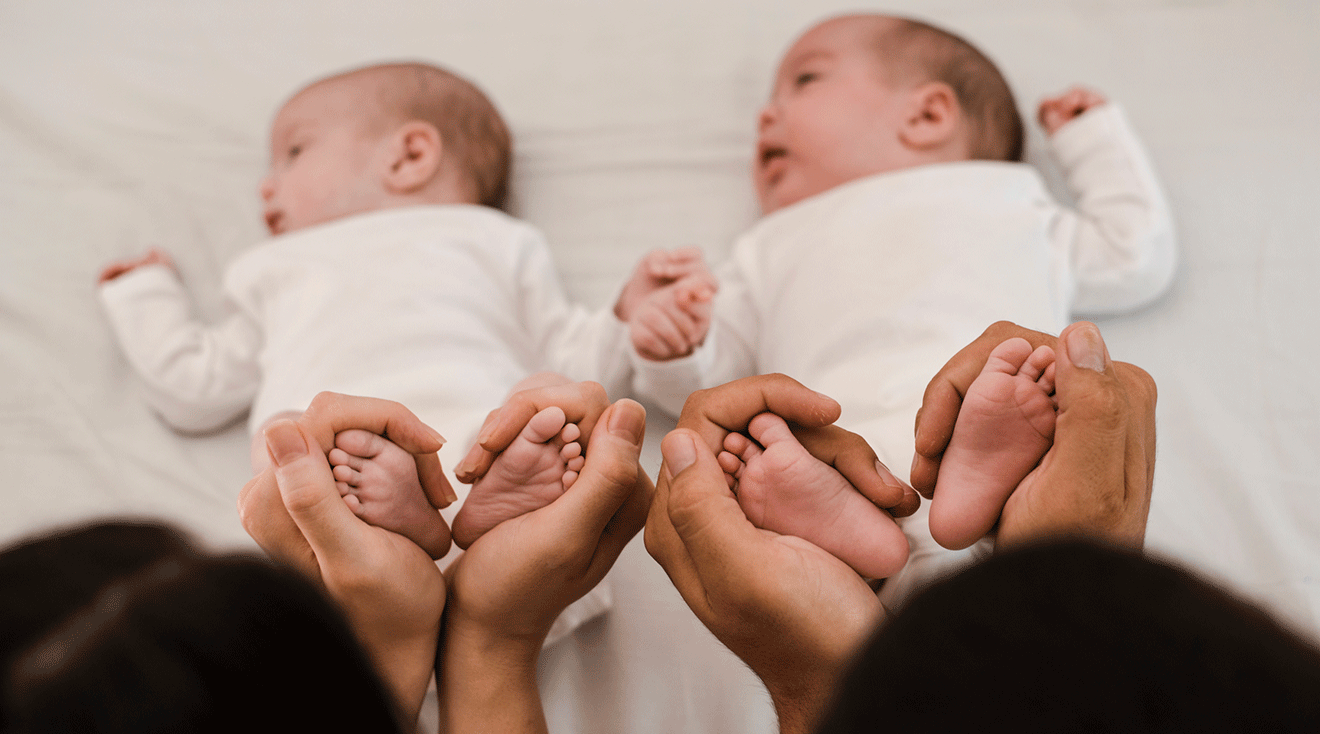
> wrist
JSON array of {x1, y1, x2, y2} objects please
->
[
  {"x1": 766, "y1": 675, "x2": 834, "y2": 734},
  {"x1": 439, "y1": 611, "x2": 546, "y2": 732}
]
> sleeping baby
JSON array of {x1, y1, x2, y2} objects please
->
[
  {"x1": 97, "y1": 62, "x2": 714, "y2": 613},
  {"x1": 637, "y1": 14, "x2": 1175, "y2": 579}
]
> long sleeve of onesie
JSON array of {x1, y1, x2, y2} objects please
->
[
  {"x1": 99, "y1": 264, "x2": 261, "y2": 432},
  {"x1": 516, "y1": 236, "x2": 634, "y2": 399},
  {"x1": 1048, "y1": 103, "x2": 1177, "y2": 315}
]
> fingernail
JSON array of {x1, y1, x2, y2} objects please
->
[
  {"x1": 264, "y1": 420, "x2": 307, "y2": 467},
  {"x1": 1066, "y1": 323, "x2": 1107, "y2": 373},
  {"x1": 664, "y1": 432, "x2": 697, "y2": 474},
  {"x1": 608, "y1": 400, "x2": 647, "y2": 444},
  {"x1": 426, "y1": 425, "x2": 447, "y2": 446},
  {"x1": 875, "y1": 460, "x2": 907, "y2": 492}
]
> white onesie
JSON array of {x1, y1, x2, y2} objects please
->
[
  {"x1": 631, "y1": 104, "x2": 1176, "y2": 605},
  {"x1": 100, "y1": 204, "x2": 629, "y2": 643}
]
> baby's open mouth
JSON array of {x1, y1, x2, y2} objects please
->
[{"x1": 265, "y1": 211, "x2": 284, "y2": 235}]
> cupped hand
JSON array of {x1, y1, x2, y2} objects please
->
[
  {"x1": 238, "y1": 395, "x2": 452, "y2": 724},
  {"x1": 912, "y1": 321, "x2": 1156, "y2": 549},
  {"x1": 647, "y1": 426, "x2": 883, "y2": 734},
  {"x1": 453, "y1": 380, "x2": 610, "y2": 484},
  {"x1": 439, "y1": 399, "x2": 652, "y2": 733}
]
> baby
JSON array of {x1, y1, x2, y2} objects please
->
[
  {"x1": 652, "y1": 14, "x2": 1175, "y2": 577},
  {"x1": 98, "y1": 62, "x2": 714, "y2": 560}
]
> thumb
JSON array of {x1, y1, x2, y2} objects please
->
[
  {"x1": 265, "y1": 419, "x2": 368, "y2": 571},
  {"x1": 555, "y1": 399, "x2": 649, "y2": 540},
  {"x1": 1037, "y1": 322, "x2": 1131, "y2": 531},
  {"x1": 662, "y1": 429, "x2": 762, "y2": 579}
]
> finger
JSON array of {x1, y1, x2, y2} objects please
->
[
  {"x1": 237, "y1": 468, "x2": 321, "y2": 582},
  {"x1": 454, "y1": 408, "x2": 502, "y2": 483},
  {"x1": 637, "y1": 310, "x2": 688, "y2": 356},
  {"x1": 677, "y1": 374, "x2": 842, "y2": 456},
  {"x1": 1011, "y1": 321, "x2": 1142, "y2": 547},
  {"x1": 794, "y1": 424, "x2": 918, "y2": 517},
  {"x1": 911, "y1": 322, "x2": 1058, "y2": 496},
  {"x1": 264, "y1": 420, "x2": 377, "y2": 573},
  {"x1": 546, "y1": 399, "x2": 651, "y2": 545},
  {"x1": 299, "y1": 392, "x2": 455, "y2": 508},
  {"x1": 655, "y1": 429, "x2": 768, "y2": 616},
  {"x1": 463, "y1": 381, "x2": 609, "y2": 459}
]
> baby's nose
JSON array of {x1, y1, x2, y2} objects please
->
[
  {"x1": 757, "y1": 103, "x2": 778, "y2": 132},
  {"x1": 258, "y1": 174, "x2": 275, "y2": 201}
]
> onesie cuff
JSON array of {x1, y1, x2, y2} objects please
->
[
  {"x1": 99, "y1": 263, "x2": 186, "y2": 309},
  {"x1": 1047, "y1": 102, "x2": 1132, "y2": 170}
]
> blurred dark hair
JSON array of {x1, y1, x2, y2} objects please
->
[
  {"x1": 1, "y1": 521, "x2": 402, "y2": 733},
  {"x1": 818, "y1": 540, "x2": 1320, "y2": 733}
]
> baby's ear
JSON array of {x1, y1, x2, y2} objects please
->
[
  {"x1": 898, "y1": 82, "x2": 963, "y2": 153},
  {"x1": 383, "y1": 121, "x2": 443, "y2": 194}
]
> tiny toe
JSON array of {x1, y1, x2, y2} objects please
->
[
  {"x1": 335, "y1": 429, "x2": 382, "y2": 458},
  {"x1": 566, "y1": 455, "x2": 585, "y2": 473},
  {"x1": 561, "y1": 442, "x2": 582, "y2": 460},
  {"x1": 560, "y1": 422, "x2": 581, "y2": 443},
  {"x1": 723, "y1": 431, "x2": 752, "y2": 456},
  {"x1": 336, "y1": 481, "x2": 352, "y2": 497},
  {"x1": 563, "y1": 470, "x2": 579, "y2": 488},
  {"x1": 1020, "y1": 344, "x2": 1056, "y2": 381},
  {"x1": 1041, "y1": 360, "x2": 1058, "y2": 392},
  {"x1": 332, "y1": 464, "x2": 359, "y2": 486},
  {"x1": 747, "y1": 412, "x2": 794, "y2": 449},
  {"x1": 986, "y1": 337, "x2": 1034, "y2": 374},
  {"x1": 717, "y1": 450, "x2": 744, "y2": 476},
  {"x1": 525, "y1": 406, "x2": 569, "y2": 444},
  {"x1": 342, "y1": 494, "x2": 366, "y2": 516}
]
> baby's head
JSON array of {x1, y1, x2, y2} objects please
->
[
  {"x1": 755, "y1": 14, "x2": 1024, "y2": 213},
  {"x1": 259, "y1": 62, "x2": 511, "y2": 235}
]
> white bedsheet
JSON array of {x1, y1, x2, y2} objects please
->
[{"x1": 2, "y1": 1, "x2": 1317, "y2": 731}]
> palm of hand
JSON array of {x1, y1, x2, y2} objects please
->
[
  {"x1": 321, "y1": 521, "x2": 446, "y2": 644},
  {"x1": 447, "y1": 510, "x2": 593, "y2": 643}
]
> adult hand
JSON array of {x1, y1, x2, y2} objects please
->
[
  {"x1": 645, "y1": 374, "x2": 895, "y2": 734},
  {"x1": 237, "y1": 394, "x2": 452, "y2": 725},
  {"x1": 453, "y1": 380, "x2": 610, "y2": 483},
  {"x1": 440, "y1": 398, "x2": 652, "y2": 734},
  {"x1": 913, "y1": 321, "x2": 1156, "y2": 549}
]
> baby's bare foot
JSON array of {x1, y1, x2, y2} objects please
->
[
  {"x1": 930, "y1": 338, "x2": 1057, "y2": 550},
  {"x1": 329, "y1": 429, "x2": 450, "y2": 559},
  {"x1": 451, "y1": 406, "x2": 585, "y2": 549},
  {"x1": 719, "y1": 413, "x2": 908, "y2": 579}
]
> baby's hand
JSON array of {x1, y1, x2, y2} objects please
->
[
  {"x1": 615, "y1": 246, "x2": 711, "y2": 322},
  {"x1": 98, "y1": 247, "x2": 176, "y2": 284},
  {"x1": 630, "y1": 272, "x2": 716, "y2": 361},
  {"x1": 1037, "y1": 86, "x2": 1108, "y2": 135}
]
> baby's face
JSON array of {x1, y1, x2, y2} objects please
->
[
  {"x1": 259, "y1": 80, "x2": 388, "y2": 235},
  {"x1": 755, "y1": 16, "x2": 912, "y2": 214}
]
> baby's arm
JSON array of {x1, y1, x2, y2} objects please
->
[
  {"x1": 628, "y1": 272, "x2": 716, "y2": 361},
  {"x1": 1039, "y1": 86, "x2": 1177, "y2": 315},
  {"x1": 98, "y1": 248, "x2": 261, "y2": 432}
]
